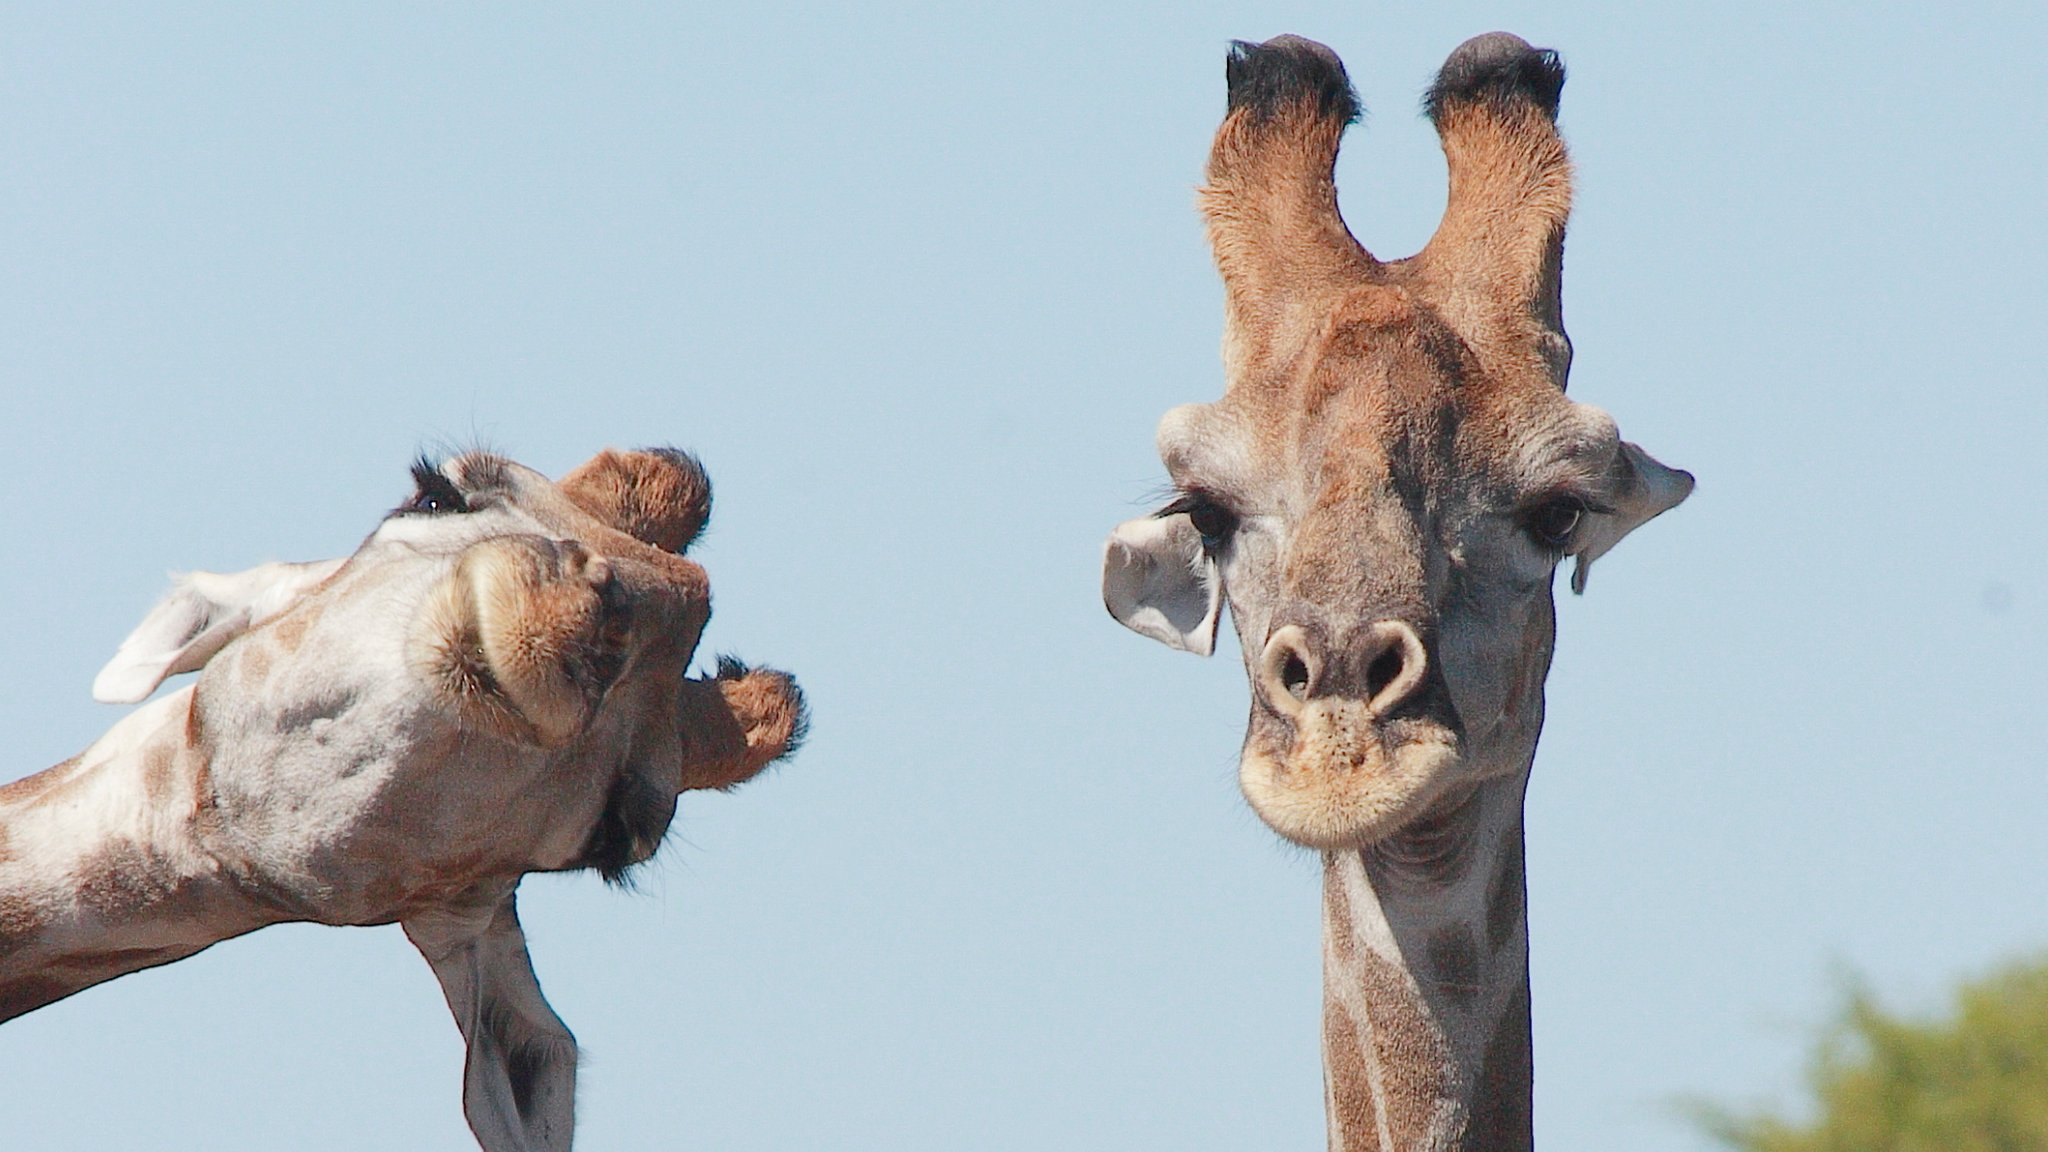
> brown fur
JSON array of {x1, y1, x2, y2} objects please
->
[
  {"x1": 141, "y1": 745, "x2": 178, "y2": 808},
  {"x1": 1325, "y1": 859, "x2": 1462, "y2": 1150},
  {"x1": 1486, "y1": 825, "x2": 1526, "y2": 954},
  {"x1": 1358, "y1": 947, "x2": 1461, "y2": 1144},
  {"x1": 1200, "y1": 39, "x2": 1582, "y2": 1147},
  {"x1": 270, "y1": 605, "x2": 315, "y2": 652},
  {"x1": 0, "y1": 757, "x2": 78, "y2": 807},
  {"x1": 474, "y1": 452, "x2": 712, "y2": 616},
  {"x1": 1414, "y1": 109, "x2": 1571, "y2": 381},
  {"x1": 1325, "y1": 819, "x2": 1536, "y2": 1152},
  {"x1": 675, "y1": 665, "x2": 807, "y2": 792},
  {"x1": 1325, "y1": 997, "x2": 1382, "y2": 1148},
  {"x1": 558, "y1": 448, "x2": 712, "y2": 554},
  {"x1": 1466, "y1": 975, "x2": 1534, "y2": 1148},
  {"x1": 238, "y1": 643, "x2": 272, "y2": 685},
  {"x1": 1201, "y1": 45, "x2": 1374, "y2": 386},
  {"x1": 76, "y1": 842, "x2": 182, "y2": 919},
  {"x1": 0, "y1": 893, "x2": 50, "y2": 961},
  {"x1": 0, "y1": 445, "x2": 803, "y2": 1079},
  {"x1": 1119, "y1": 32, "x2": 1683, "y2": 1152},
  {"x1": 0, "y1": 973, "x2": 70, "y2": 1019},
  {"x1": 1202, "y1": 32, "x2": 1570, "y2": 404}
]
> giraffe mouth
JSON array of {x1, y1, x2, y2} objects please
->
[{"x1": 1238, "y1": 700, "x2": 1462, "y2": 849}]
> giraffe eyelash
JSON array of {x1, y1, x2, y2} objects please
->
[
  {"x1": 1159, "y1": 489, "x2": 1241, "y2": 545},
  {"x1": 401, "y1": 459, "x2": 470, "y2": 517}
]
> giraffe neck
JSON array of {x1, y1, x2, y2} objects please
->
[
  {"x1": 0, "y1": 688, "x2": 275, "y2": 1020},
  {"x1": 1321, "y1": 774, "x2": 1533, "y2": 1152}
]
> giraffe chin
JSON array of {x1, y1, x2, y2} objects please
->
[{"x1": 1238, "y1": 698, "x2": 1462, "y2": 850}]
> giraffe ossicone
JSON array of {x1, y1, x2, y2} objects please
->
[
  {"x1": 1102, "y1": 32, "x2": 1690, "y2": 1150},
  {"x1": 1, "y1": 446, "x2": 807, "y2": 1152}
]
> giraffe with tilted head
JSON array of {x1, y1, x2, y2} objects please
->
[
  {"x1": 1102, "y1": 33, "x2": 1691, "y2": 1150},
  {"x1": 0, "y1": 447, "x2": 806, "y2": 1152}
]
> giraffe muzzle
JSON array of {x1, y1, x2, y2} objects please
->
[
  {"x1": 1240, "y1": 619, "x2": 1464, "y2": 849},
  {"x1": 414, "y1": 535, "x2": 636, "y2": 748}
]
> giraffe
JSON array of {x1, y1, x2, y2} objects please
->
[
  {"x1": 0, "y1": 447, "x2": 806, "y2": 1152},
  {"x1": 1101, "y1": 33, "x2": 1691, "y2": 1150}
]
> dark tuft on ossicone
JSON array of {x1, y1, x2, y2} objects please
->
[
  {"x1": 1225, "y1": 34, "x2": 1361, "y2": 127},
  {"x1": 715, "y1": 655, "x2": 810, "y2": 764},
  {"x1": 1424, "y1": 32, "x2": 1564, "y2": 123},
  {"x1": 557, "y1": 445, "x2": 713, "y2": 555},
  {"x1": 641, "y1": 446, "x2": 713, "y2": 551}
]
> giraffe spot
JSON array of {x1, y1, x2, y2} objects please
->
[
  {"x1": 0, "y1": 893, "x2": 51, "y2": 959},
  {"x1": 1425, "y1": 926, "x2": 1480, "y2": 1009},
  {"x1": 184, "y1": 694, "x2": 208, "y2": 751},
  {"x1": 1356, "y1": 948, "x2": 1460, "y2": 1146},
  {"x1": 270, "y1": 607, "x2": 318, "y2": 653},
  {"x1": 0, "y1": 974, "x2": 72, "y2": 1021},
  {"x1": 1467, "y1": 976, "x2": 1534, "y2": 1147},
  {"x1": 239, "y1": 643, "x2": 272, "y2": 685},
  {"x1": 74, "y1": 843, "x2": 181, "y2": 919},
  {"x1": 1487, "y1": 834, "x2": 1526, "y2": 953},
  {"x1": 1322, "y1": 997, "x2": 1381, "y2": 1148},
  {"x1": 141, "y1": 744, "x2": 178, "y2": 807},
  {"x1": 0, "y1": 758, "x2": 79, "y2": 806}
]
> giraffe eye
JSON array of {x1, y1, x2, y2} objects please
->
[
  {"x1": 1161, "y1": 492, "x2": 1239, "y2": 547},
  {"x1": 1522, "y1": 497, "x2": 1585, "y2": 550},
  {"x1": 404, "y1": 461, "x2": 470, "y2": 516}
]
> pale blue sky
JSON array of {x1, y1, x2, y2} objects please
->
[{"x1": 2, "y1": 3, "x2": 2043, "y2": 1149}]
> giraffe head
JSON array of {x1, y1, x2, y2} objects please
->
[
  {"x1": 1103, "y1": 34, "x2": 1689, "y2": 851},
  {"x1": 92, "y1": 447, "x2": 804, "y2": 906}
]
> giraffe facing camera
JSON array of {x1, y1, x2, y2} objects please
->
[{"x1": 1102, "y1": 32, "x2": 1691, "y2": 1150}]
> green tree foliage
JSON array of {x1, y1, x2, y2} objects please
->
[{"x1": 1693, "y1": 957, "x2": 2048, "y2": 1152}]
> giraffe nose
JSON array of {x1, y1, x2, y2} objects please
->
[
  {"x1": 1257, "y1": 620, "x2": 1430, "y2": 718},
  {"x1": 1257, "y1": 625, "x2": 1321, "y2": 716},
  {"x1": 1354, "y1": 620, "x2": 1429, "y2": 716}
]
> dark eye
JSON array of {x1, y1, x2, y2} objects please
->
[
  {"x1": 1161, "y1": 491, "x2": 1239, "y2": 547},
  {"x1": 405, "y1": 461, "x2": 469, "y2": 516},
  {"x1": 1522, "y1": 497, "x2": 1585, "y2": 550}
]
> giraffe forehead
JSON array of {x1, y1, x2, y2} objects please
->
[
  {"x1": 447, "y1": 453, "x2": 708, "y2": 591},
  {"x1": 1164, "y1": 387, "x2": 1456, "y2": 508},
  {"x1": 1238, "y1": 378, "x2": 1597, "y2": 505},
  {"x1": 1208, "y1": 275, "x2": 1583, "y2": 497}
]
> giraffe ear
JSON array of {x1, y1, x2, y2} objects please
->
[
  {"x1": 92, "y1": 559, "x2": 345, "y2": 703},
  {"x1": 1103, "y1": 514, "x2": 1223, "y2": 656},
  {"x1": 1569, "y1": 442, "x2": 1693, "y2": 594}
]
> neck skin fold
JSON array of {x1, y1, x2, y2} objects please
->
[
  {"x1": 1321, "y1": 773, "x2": 1533, "y2": 1152},
  {"x1": 0, "y1": 688, "x2": 275, "y2": 1020}
]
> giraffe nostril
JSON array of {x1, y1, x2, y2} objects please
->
[
  {"x1": 1281, "y1": 652, "x2": 1311, "y2": 701},
  {"x1": 1361, "y1": 620, "x2": 1430, "y2": 716},
  {"x1": 1365, "y1": 648, "x2": 1403, "y2": 701},
  {"x1": 1258, "y1": 625, "x2": 1318, "y2": 717}
]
